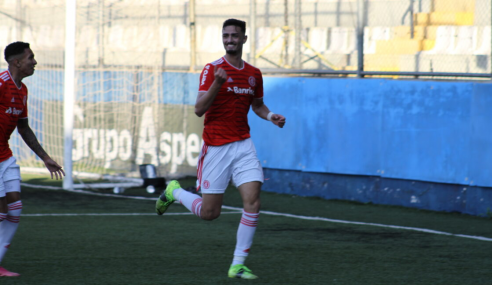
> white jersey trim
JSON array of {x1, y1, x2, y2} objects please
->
[
  {"x1": 223, "y1": 57, "x2": 245, "y2": 71},
  {"x1": 2, "y1": 70, "x2": 22, "y2": 90},
  {"x1": 0, "y1": 72, "x2": 10, "y2": 82},
  {"x1": 211, "y1": 57, "x2": 225, "y2": 66}
]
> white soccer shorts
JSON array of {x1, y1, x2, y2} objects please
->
[
  {"x1": 196, "y1": 138, "x2": 264, "y2": 194},
  {"x1": 0, "y1": 156, "x2": 21, "y2": 198}
]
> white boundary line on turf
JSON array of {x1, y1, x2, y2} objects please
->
[
  {"x1": 21, "y1": 183, "x2": 492, "y2": 242},
  {"x1": 21, "y1": 183, "x2": 157, "y2": 200},
  {"x1": 23, "y1": 212, "x2": 241, "y2": 217}
]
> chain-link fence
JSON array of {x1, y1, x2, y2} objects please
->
[
  {"x1": 0, "y1": 0, "x2": 490, "y2": 184},
  {"x1": 1, "y1": 0, "x2": 490, "y2": 77}
]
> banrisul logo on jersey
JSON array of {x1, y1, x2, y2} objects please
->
[
  {"x1": 5, "y1": 107, "x2": 23, "y2": 115},
  {"x1": 227, "y1": 86, "x2": 255, "y2": 95}
]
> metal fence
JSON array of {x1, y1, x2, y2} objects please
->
[
  {"x1": 0, "y1": 0, "x2": 491, "y2": 77},
  {"x1": 0, "y1": 0, "x2": 490, "y2": 185}
]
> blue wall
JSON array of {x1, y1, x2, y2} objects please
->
[{"x1": 249, "y1": 77, "x2": 492, "y2": 216}]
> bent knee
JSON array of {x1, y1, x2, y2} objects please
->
[
  {"x1": 200, "y1": 210, "x2": 221, "y2": 221},
  {"x1": 244, "y1": 199, "x2": 261, "y2": 213}
]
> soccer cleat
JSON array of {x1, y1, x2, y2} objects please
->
[
  {"x1": 155, "y1": 180, "x2": 180, "y2": 215},
  {"x1": 0, "y1": 266, "x2": 20, "y2": 277},
  {"x1": 228, "y1": 264, "x2": 258, "y2": 279}
]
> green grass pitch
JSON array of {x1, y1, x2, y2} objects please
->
[{"x1": 1, "y1": 174, "x2": 491, "y2": 284}]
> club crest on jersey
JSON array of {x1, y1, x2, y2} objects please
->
[
  {"x1": 227, "y1": 86, "x2": 255, "y2": 95},
  {"x1": 248, "y1": 76, "x2": 256, "y2": 87}
]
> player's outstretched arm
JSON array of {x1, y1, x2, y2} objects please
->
[
  {"x1": 17, "y1": 118, "x2": 65, "y2": 180},
  {"x1": 251, "y1": 98, "x2": 286, "y2": 128},
  {"x1": 42, "y1": 158, "x2": 65, "y2": 180}
]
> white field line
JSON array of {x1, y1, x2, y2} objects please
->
[
  {"x1": 23, "y1": 212, "x2": 241, "y2": 217},
  {"x1": 21, "y1": 183, "x2": 492, "y2": 242}
]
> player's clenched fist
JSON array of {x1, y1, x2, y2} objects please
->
[
  {"x1": 214, "y1": 65, "x2": 227, "y2": 85},
  {"x1": 271, "y1": 113, "x2": 286, "y2": 128}
]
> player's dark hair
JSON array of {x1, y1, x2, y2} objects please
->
[
  {"x1": 222, "y1": 18, "x2": 246, "y2": 34},
  {"x1": 4, "y1": 41, "x2": 30, "y2": 63}
]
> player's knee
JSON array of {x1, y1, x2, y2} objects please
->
[
  {"x1": 200, "y1": 209, "x2": 221, "y2": 221},
  {"x1": 244, "y1": 198, "x2": 261, "y2": 213}
]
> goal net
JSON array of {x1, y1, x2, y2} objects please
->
[
  {"x1": 0, "y1": 0, "x2": 301, "y2": 190},
  {"x1": 1, "y1": 0, "x2": 206, "y2": 188}
]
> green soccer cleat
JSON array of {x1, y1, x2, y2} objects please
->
[
  {"x1": 228, "y1": 265, "x2": 258, "y2": 280},
  {"x1": 155, "y1": 180, "x2": 180, "y2": 215}
]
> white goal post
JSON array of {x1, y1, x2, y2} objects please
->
[{"x1": 63, "y1": 0, "x2": 75, "y2": 190}]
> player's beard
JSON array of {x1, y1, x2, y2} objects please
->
[{"x1": 225, "y1": 42, "x2": 241, "y2": 55}]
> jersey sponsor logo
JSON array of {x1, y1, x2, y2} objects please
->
[
  {"x1": 227, "y1": 86, "x2": 255, "y2": 95},
  {"x1": 227, "y1": 77, "x2": 233, "y2": 82},
  {"x1": 5, "y1": 107, "x2": 23, "y2": 115},
  {"x1": 201, "y1": 69, "x2": 209, "y2": 86},
  {"x1": 11, "y1": 97, "x2": 15, "y2": 103},
  {"x1": 248, "y1": 76, "x2": 256, "y2": 87}
]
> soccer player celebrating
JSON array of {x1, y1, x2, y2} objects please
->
[
  {"x1": 0, "y1": 42, "x2": 65, "y2": 277},
  {"x1": 156, "y1": 19, "x2": 286, "y2": 279}
]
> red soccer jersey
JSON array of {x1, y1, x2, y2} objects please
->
[
  {"x1": 198, "y1": 57, "x2": 264, "y2": 146},
  {"x1": 0, "y1": 70, "x2": 28, "y2": 162}
]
